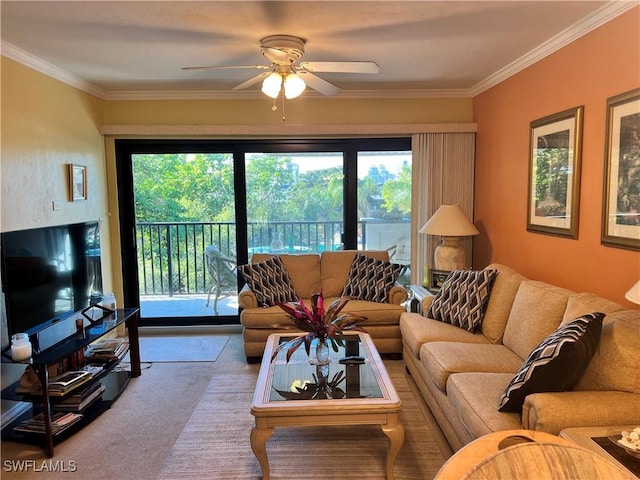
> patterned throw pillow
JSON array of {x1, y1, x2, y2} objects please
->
[
  {"x1": 427, "y1": 269, "x2": 498, "y2": 332},
  {"x1": 238, "y1": 256, "x2": 298, "y2": 307},
  {"x1": 498, "y1": 312, "x2": 604, "y2": 413},
  {"x1": 341, "y1": 253, "x2": 403, "y2": 303}
]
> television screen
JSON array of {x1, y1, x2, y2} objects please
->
[{"x1": 1, "y1": 221, "x2": 103, "y2": 338}]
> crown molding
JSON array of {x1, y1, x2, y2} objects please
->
[
  {"x1": 470, "y1": 1, "x2": 638, "y2": 96},
  {"x1": 1, "y1": 41, "x2": 109, "y2": 99},
  {"x1": 2, "y1": 1, "x2": 636, "y2": 102}
]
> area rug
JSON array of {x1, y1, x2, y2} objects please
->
[
  {"x1": 125, "y1": 335, "x2": 230, "y2": 362},
  {"x1": 157, "y1": 361, "x2": 448, "y2": 479}
]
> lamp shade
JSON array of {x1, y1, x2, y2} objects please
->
[
  {"x1": 283, "y1": 72, "x2": 306, "y2": 99},
  {"x1": 261, "y1": 72, "x2": 282, "y2": 98},
  {"x1": 419, "y1": 205, "x2": 479, "y2": 237},
  {"x1": 625, "y1": 280, "x2": 640, "y2": 305}
]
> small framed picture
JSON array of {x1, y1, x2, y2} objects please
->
[
  {"x1": 430, "y1": 269, "x2": 450, "y2": 291},
  {"x1": 68, "y1": 164, "x2": 87, "y2": 201},
  {"x1": 601, "y1": 88, "x2": 640, "y2": 251}
]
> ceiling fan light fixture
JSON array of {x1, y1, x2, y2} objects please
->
[
  {"x1": 261, "y1": 72, "x2": 282, "y2": 98},
  {"x1": 283, "y1": 72, "x2": 306, "y2": 99}
]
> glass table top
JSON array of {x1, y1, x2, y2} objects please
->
[{"x1": 268, "y1": 336, "x2": 383, "y2": 402}]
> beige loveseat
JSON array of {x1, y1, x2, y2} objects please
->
[
  {"x1": 400, "y1": 263, "x2": 640, "y2": 452},
  {"x1": 239, "y1": 250, "x2": 408, "y2": 362}
]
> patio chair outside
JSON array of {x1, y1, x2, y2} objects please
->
[{"x1": 204, "y1": 245, "x2": 238, "y2": 314}]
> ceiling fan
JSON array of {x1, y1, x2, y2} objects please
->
[{"x1": 182, "y1": 34, "x2": 380, "y2": 98}]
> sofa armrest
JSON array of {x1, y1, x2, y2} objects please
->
[
  {"x1": 388, "y1": 285, "x2": 408, "y2": 305},
  {"x1": 522, "y1": 390, "x2": 640, "y2": 434},
  {"x1": 238, "y1": 285, "x2": 259, "y2": 309},
  {"x1": 421, "y1": 293, "x2": 435, "y2": 313}
]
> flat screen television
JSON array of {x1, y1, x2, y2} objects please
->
[{"x1": 1, "y1": 221, "x2": 103, "y2": 341}]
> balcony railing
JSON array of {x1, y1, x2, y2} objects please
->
[{"x1": 136, "y1": 219, "x2": 410, "y2": 297}]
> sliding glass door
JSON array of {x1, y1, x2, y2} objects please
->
[
  {"x1": 131, "y1": 152, "x2": 237, "y2": 319},
  {"x1": 115, "y1": 138, "x2": 411, "y2": 327},
  {"x1": 245, "y1": 152, "x2": 344, "y2": 254}
]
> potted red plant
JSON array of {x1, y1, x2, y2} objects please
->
[{"x1": 271, "y1": 292, "x2": 367, "y2": 363}]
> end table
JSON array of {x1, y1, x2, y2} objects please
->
[{"x1": 407, "y1": 285, "x2": 435, "y2": 314}]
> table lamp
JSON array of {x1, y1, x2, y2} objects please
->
[
  {"x1": 625, "y1": 280, "x2": 640, "y2": 305},
  {"x1": 419, "y1": 204, "x2": 479, "y2": 271}
]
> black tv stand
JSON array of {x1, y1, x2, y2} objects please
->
[{"x1": 1, "y1": 308, "x2": 140, "y2": 457}]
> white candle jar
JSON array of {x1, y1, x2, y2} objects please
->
[{"x1": 11, "y1": 333, "x2": 32, "y2": 361}]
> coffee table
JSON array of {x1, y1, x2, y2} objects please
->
[
  {"x1": 560, "y1": 426, "x2": 640, "y2": 477},
  {"x1": 250, "y1": 332, "x2": 405, "y2": 480}
]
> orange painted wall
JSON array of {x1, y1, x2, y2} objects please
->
[{"x1": 473, "y1": 7, "x2": 640, "y2": 307}]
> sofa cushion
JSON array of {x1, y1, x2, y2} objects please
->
[
  {"x1": 238, "y1": 256, "x2": 298, "y2": 307},
  {"x1": 447, "y1": 372, "x2": 522, "y2": 439},
  {"x1": 341, "y1": 253, "x2": 403, "y2": 303},
  {"x1": 427, "y1": 269, "x2": 498, "y2": 333},
  {"x1": 498, "y1": 312, "x2": 604, "y2": 413},
  {"x1": 420, "y1": 342, "x2": 523, "y2": 391},
  {"x1": 481, "y1": 264, "x2": 528, "y2": 344},
  {"x1": 562, "y1": 293, "x2": 624, "y2": 324},
  {"x1": 400, "y1": 312, "x2": 492, "y2": 359},
  {"x1": 320, "y1": 250, "x2": 390, "y2": 297},
  {"x1": 574, "y1": 310, "x2": 640, "y2": 394},
  {"x1": 337, "y1": 299, "x2": 407, "y2": 325},
  {"x1": 502, "y1": 281, "x2": 573, "y2": 360}
]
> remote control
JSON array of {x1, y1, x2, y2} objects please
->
[{"x1": 339, "y1": 356, "x2": 365, "y2": 364}]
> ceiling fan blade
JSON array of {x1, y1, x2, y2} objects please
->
[
  {"x1": 299, "y1": 61, "x2": 380, "y2": 74},
  {"x1": 232, "y1": 72, "x2": 270, "y2": 91},
  {"x1": 297, "y1": 71, "x2": 341, "y2": 96},
  {"x1": 181, "y1": 65, "x2": 269, "y2": 71}
]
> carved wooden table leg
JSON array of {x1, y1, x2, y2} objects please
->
[
  {"x1": 382, "y1": 414, "x2": 405, "y2": 480},
  {"x1": 250, "y1": 422, "x2": 274, "y2": 479}
]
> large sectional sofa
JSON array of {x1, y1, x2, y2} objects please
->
[
  {"x1": 239, "y1": 250, "x2": 408, "y2": 362},
  {"x1": 400, "y1": 263, "x2": 640, "y2": 452}
]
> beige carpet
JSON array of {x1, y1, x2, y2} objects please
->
[
  {"x1": 157, "y1": 361, "x2": 448, "y2": 479},
  {"x1": 124, "y1": 335, "x2": 230, "y2": 362}
]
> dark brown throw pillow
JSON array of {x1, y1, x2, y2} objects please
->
[
  {"x1": 498, "y1": 312, "x2": 605, "y2": 413},
  {"x1": 427, "y1": 269, "x2": 498, "y2": 332},
  {"x1": 238, "y1": 256, "x2": 298, "y2": 307},
  {"x1": 341, "y1": 253, "x2": 403, "y2": 303}
]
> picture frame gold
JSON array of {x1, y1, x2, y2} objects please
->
[
  {"x1": 601, "y1": 88, "x2": 640, "y2": 251},
  {"x1": 68, "y1": 164, "x2": 87, "y2": 201},
  {"x1": 527, "y1": 106, "x2": 584, "y2": 239}
]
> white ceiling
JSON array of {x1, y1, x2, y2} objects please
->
[{"x1": 0, "y1": 1, "x2": 635, "y2": 100}]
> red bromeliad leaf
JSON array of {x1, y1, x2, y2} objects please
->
[
  {"x1": 325, "y1": 296, "x2": 351, "y2": 321},
  {"x1": 303, "y1": 333, "x2": 315, "y2": 356},
  {"x1": 277, "y1": 302, "x2": 306, "y2": 319},
  {"x1": 297, "y1": 298, "x2": 315, "y2": 322},
  {"x1": 270, "y1": 335, "x2": 306, "y2": 363},
  {"x1": 285, "y1": 336, "x2": 307, "y2": 363},
  {"x1": 315, "y1": 292, "x2": 325, "y2": 320}
]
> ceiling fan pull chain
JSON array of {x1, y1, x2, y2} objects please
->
[{"x1": 281, "y1": 93, "x2": 286, "y2": 122}]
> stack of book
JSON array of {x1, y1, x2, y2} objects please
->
[
  {"x1": 53, "y1": 381, "x2": 105, "y2": 412},
  {"x1": 47, "y1": 370, "x2": 93, "y2": 397},
  {"x1": 14, "y1": 412, "x2": 83, "y2": 435},
  {"x1": 85, "y1": 338, "x2": 129, "y2": 363}
]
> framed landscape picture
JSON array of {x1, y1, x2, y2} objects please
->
[
  {"x1": 527, "y1": 106, "x2": 584, "y2": 239},
  {"x1": 601, "y1": 88, "x2": 640, "y2": 251}
]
